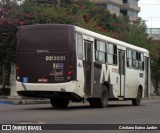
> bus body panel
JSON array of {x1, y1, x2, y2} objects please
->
[
  {"x1": 17, "y1": 24, "x2": 76, "y2": 84},
  {"x1": 75, "y1": 58, "x2": 85, "y2": 97},
  {"x1": 125, "y1": 69, "x2": 144, "y2": 98},
  {"x1": 74, "y1": 25, "x2": 150, "y2": 100}
]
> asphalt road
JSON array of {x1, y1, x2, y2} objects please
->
[{"x1": 0, "y1": 97, "x2": 160, "y2": 133}]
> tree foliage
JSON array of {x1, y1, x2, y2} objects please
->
[
  {"x1": 0, "y1": 0, "x2": 160, "y2": 92},
  {"x1": 0, "y1": 0, "x2": 22, "y2": 89}
]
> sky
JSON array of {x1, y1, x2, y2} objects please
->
[{"x1": 138, "y1": 0, "x2": 160, "y2": 28}]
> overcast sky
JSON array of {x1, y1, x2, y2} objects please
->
[{"x1": 138, "y1": 0, "x2": 160, "y2": 28}]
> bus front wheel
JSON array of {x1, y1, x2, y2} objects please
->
[
  {"x1": 89, "y1": 85, "x2": 108, "y2": 108},
  {"x1": 132, "y1": 88, "x2": 142, "y2": 106},
  {"x1": 50, "y1": 98, "x2": 69, "y2": 109},
  {"x1": 98, "y1": 85, "x2": 109, "y2": 108}
]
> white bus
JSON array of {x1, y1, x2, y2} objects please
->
[{"x1": 16, "y1": 24, "x2": 150, "y2": 108}]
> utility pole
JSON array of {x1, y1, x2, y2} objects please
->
[
  {"x1": 56, "y1": 0, "x2": 61, "y2": 7},
  {"x1": 8, "y1": 62, "x2": 21, "y2": 99}
]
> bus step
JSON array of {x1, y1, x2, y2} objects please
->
[{"x1": 118, "y1": 97, "x2": 124, "y2": 101}]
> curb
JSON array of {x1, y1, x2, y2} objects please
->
[
  {"x1": 0, "y1": 97, "x2": 50, "y2": 105},
  {"x1": 11, "y1": 99, "x2": 50, "y2": 105}
]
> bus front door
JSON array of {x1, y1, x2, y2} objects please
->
[
  {"x1": 118, "y1": 50, "x2": 125, "y2": 97},
  {"x1": 84, "y1": 41, "x2": 94, "y2": 96}
]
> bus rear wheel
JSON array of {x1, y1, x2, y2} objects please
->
[
  {"x1": 50, "y1": 98, "x2": 69, "y2": 109},
  {"x1": 132, "y1": 88, "x2": 142, "y2": 106},
  {"x1": 89, "y1": 85, "x2": 108, "y2": 108}
]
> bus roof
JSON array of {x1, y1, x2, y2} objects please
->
[{"x1": 74, "y1": 25, "x2": 149, "y2": 54}]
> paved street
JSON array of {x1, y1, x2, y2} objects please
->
[{"x1": 0, "y1": 97, "x2": 160, "y2": 133}]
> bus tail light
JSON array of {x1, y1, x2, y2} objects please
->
[
  {"x1": 16, "y1": 66, "x2": 20, "y2": 80},
  {"x1": 16, "y1": 66, "x2": 20, "y2": 76},
  {"x1": 67, "y1": 64, "x2": 73, "y2": 81}
]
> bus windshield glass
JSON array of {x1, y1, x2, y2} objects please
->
[{"x1": 19, "y1": 28, "x2": 68, "y2": 50}]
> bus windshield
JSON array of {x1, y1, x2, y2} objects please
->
[{"x1": 19, "y1": 28, "x2": 68, "y2": 50}]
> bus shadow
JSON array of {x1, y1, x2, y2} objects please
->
[
  {"x1": 26, "y1": 103, "x2": 142, "y2": 111},
  {"x1": 67, "y1": 104, "x2": 135, "y2": 110}
]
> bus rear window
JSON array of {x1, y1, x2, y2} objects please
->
[{"x1": 19, "y1": 28, "x2": 68, "y2": 50}]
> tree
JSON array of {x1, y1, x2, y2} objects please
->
[
  {"x1": 149, "y1": 40, "x2": 160, "y2": 94},
  {"x1": 0, "y1": 0, "x2": 160, "y2": 94},
  {"x1": 0, "y1": 0, "x2": 24, "y2": 91}
]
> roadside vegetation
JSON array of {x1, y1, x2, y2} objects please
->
[{"x1": 0, "y1": 0, "x2": 160, "y2": 94}]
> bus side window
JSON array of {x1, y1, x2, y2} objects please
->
[
  {"x1": 107, "y1": 43, "x2": 117, "y2": 65},
  {"x1": 77, "y1": 34, "x2": 83, "y2": 59},
  {"x1": 139, "y1": 52, "x2": 144, "y2": 71},
  {"x1": 95, "y1": 40, "x2": 106, "y2": 63},
  {"x1": 126, "y1": 49, "x2": 132, "y2": 68},
  {"x1": 132, "y1": 50, "x2": 139, "y2": 69}
]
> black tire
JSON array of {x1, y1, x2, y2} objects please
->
[
  {"x1": 89, "y1": 86, "x2": 108, "y2": 108},
  {"x1": 50, "y1": 98, "x2": 69, "y2": 109},
  {"x1": 132, "y1": 88, "x2": 142, "y2": 106}
]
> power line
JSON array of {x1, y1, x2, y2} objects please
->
[
  {"x1": 139, "y1": 4, "x2": 160, "y2": 5},
  {"x1": 141, "y1": 17, "x2": 160, "y2": 18}
]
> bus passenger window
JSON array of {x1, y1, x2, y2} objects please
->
[
  {"x1": 107, "y1": 44, "x2": 117, "y2": 65},
  {"x1": 132, "y1": 50, "x2": 139, "y2": 69},
  {"x1": 126, "y1": 49, "x2": 132, "y2": 68},
  {"x1": 77, "y1": 34, "x2": 83, "y2": 59},
  {"x1": 139, "y1": 52, "x2": 144, "y2": 70},
  {"x1": 95, "y1": 40, "x2": 106, "y2": 63}
]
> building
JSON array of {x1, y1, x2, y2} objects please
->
[
  {"x1": 90, "y1": 0, "x2": 141, "y2": 20},
  {"x1": 147, "y1": 28, "x2": 160, "y2": 40}
]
